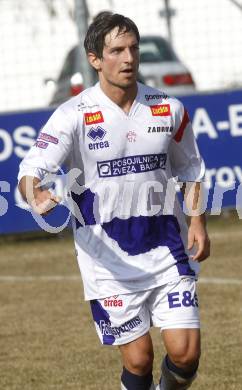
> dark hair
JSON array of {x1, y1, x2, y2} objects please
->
[{"x1": 84, "y1": 11, "x2": 140, "y2": 58}]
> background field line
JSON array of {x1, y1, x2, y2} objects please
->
[
  {"x1": 0, "y1": 275, "x2": 242, "y2": 285},
  {"x1": 0, "y1": 275, "x2": 81, "y2": 282},
  {"x1": 198, "y1": 277, "x2": 242, "y2": 285},
  {"x1": 209, "y1": 230, "x2": 242, "y2": 239}
]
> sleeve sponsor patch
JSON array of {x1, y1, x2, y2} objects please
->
[
  {"x1": 35, "y1": 140, "x2": 48, "y2": 149},
  {"x1": 150, "y1": 104, "x2": 171, "y2": 116},
  {"x1": 38, "y1": 132, "x2": 59, "y2": 144}
]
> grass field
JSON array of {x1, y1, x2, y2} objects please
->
[{"x1": 1, "y1": 214, "x2": 242, "y2": 390}]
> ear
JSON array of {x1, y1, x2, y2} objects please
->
[{"x1": 87, "y1": 52, "x2": 102, "y2": 71}]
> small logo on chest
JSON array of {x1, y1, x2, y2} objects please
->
[
  {"x1": 126, "y1": 130, "x2": 137, "y2": 142},
  {"x1": 87, "y1": 126, "x2": 109, "y2": 150}
]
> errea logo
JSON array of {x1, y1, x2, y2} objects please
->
[
  {"x1": 87, "y1": 126, "x2": 109, "y2": 150},
  {"x1": 87, "y1": 126, "x2": 106, "y2": 141},
  {"x1": 104, "y1": 295, "x2": 123, "y2": 307}
]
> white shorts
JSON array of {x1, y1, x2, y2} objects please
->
[{"x1": 90, "y1": 277, "x2": 200, "y2": 345}]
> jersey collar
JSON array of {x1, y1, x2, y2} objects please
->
[{"x1": 94, "y1": 82, "x2": 141, "y2": 117}]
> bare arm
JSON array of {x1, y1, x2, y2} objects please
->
[
  {"x1": 181, "y1": 182, "x2": 210, "y2": 262},
  {"x1": 18, "y1": 175, "x2": 61, "y2": 215}
]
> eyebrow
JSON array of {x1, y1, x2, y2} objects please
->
[{"x1": 107, "y1": 43, "x2": 139, "y2": 51}]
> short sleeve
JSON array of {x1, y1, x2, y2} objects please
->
[
  {"x1": 169, "y1": 101, "x2": 205, "y2": 182},
  {"x1": 18, "y1": 104, "x2": 77, "y2": 182}
]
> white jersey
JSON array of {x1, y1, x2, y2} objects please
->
[{"x1": 18, "y1": 82, "x2": 205, "y2": 300}]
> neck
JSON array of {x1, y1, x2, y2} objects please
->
[{"x1": 99, "y1": 79, "x2": 138, "y2": 113}]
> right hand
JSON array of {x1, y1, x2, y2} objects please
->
[{"x1": 30, "y1": 189, "x2": 62, "y2": 215}]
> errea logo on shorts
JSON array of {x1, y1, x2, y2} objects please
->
[
  {"x1": 150, "y1": 104, "x2": 171, "y2": 116},
  {"x1": 84, "y1": 111, "x2": 104, "y2": 125},
  {"x1": 104, "y1": 296, "x2": 123, "y2": 307}
]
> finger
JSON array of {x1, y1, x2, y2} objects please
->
[
  {"x1": 31, "y1": 197, "x2": 58, "y2": 215},
  {"x1": 41, "y1": 199, "x2": 59, "y2": 215},
  {"x1": 197, "y1": 239, "x2": 211, "y2": 262},
  {"x1": 192, "y1": 248, "x2": 204, "y2": 261},
  {"x1": 192, "y1": 240, "x2": 206, "y2": 261},
  {"x1": 50, "y1": 194, "x2": 62, "y2": 204},
  {"x1": 187, "y1": 231, "x2": 194, "y2": 250},
  {"x1": 41, "y1": 198, "x2": 59, "y2": 213}
]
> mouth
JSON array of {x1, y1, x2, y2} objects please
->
[{"x1": 120, "y1": 68, "x2": 134, "y2": 74}]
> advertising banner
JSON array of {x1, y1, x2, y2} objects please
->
[
  {"x1": 0, "y1": 109, "x2": 70, "y2": 234},
  {"x1": 181, "y1": 90, "x2": 242, "y2": 214},
  {"x1": 0, "y1": 90, "x2": 242, "y2": 234}
]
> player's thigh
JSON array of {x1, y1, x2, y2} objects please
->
[
  {"x1": 162, "y1": 328, "x2": 200, "y2": 367},
  {"x1": 119, "y1": 332, "x2": 154, "y2": 373},
  {"x1": 148, "y1": 277, "x2": 200, "y2": 366}
]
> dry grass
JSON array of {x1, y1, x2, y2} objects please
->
[{"x1": 0, "y1": 214, "x2": 242, "y2": 389}]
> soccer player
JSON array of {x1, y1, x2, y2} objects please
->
[{"x1": 18, "y1": 12, "x2": 210, "y2": 390}]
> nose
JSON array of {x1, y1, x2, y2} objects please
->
[{"x1": 124, "y1": 48, "x2": 135, "y2": 63}]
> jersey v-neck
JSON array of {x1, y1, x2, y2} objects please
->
[{"x1": 94, "y1": 82, "x2": 141, "y2": 118}]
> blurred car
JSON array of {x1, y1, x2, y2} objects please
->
[
  {"x1": 47, "y1": 36, "x2": 195, "y2": 106},
  {"x1": 139, "y1": 35, "x2": 195, "y2": 95},
  {"x1": 46, "y1": 46, "x2": 85, "y2": 106}
]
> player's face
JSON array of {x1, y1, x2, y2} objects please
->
[{"x1": 91, "y1": 27, "x2": 140, "y2": 89}]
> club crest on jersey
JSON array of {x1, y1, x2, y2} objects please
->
[
  {"x1": 126, "y1": 130, "x2": 137, "y2": 142},
  {"x1": 150, "y1": 104, "x2": 171, "y2": 116},
  {"x1": 87, "y1": 126, "x2": 109, "y2": 150},
  {"x1": 84, "y1": 111, "x2": 104, "y2": 125}
]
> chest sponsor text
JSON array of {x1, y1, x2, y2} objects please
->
[
  {"x1": 148, "y1": 126, "x2": 173, "y2": 133},
  {"x1": 97, "y1": 153, "x2": 167, "y2": 177}
]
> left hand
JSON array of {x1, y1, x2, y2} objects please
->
[{"x1": 187, "y1": 216, "x2": 210, "y2": 262}]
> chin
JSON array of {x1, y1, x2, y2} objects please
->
[{"x1": 117, "y1": 78, "x2": 137, "y2": 89}]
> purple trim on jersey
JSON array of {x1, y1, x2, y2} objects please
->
[
  {"x1": 71, "y1": 189, "x2": 97, "y2": 228},
  {"x1": 90, "y1": 300, "x2": 115, "y2": 345},
  {"x1": 102, "y1": 215, "x2": 194, "y2": 277},
  {"x1": 71, "y1": 190, "x2": 194, "y2": 277}
]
